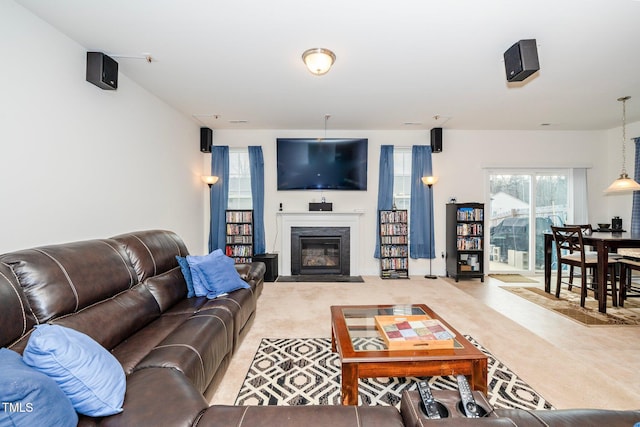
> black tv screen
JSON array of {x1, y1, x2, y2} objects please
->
[{"x1": 277, "y1": 138, "x2": 368, "y2": 191}]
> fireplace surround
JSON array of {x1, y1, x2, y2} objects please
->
[{"x1": 277, "y1": 211, "x2": 363, "y2": 276}]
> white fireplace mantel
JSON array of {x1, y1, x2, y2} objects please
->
[{"x1": 277, "y1": 211, "x2": 364, "y2": 276}]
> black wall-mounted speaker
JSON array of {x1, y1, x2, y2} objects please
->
[
  {"x1": 431, "y1": 127, "x2": 442, "y2": 153},
  {"x1": 503, "y1": 39, "x2": 539, "y2": 82},
  {"x1": 86, "y1": 52, "x2": 118, "y2": 90},
  {"x1": 200, "y1": 127, "x2": 213, "y2": 153}
]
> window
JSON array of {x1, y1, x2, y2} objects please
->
[
  {"x1": 487, "y1": 170, "x2": 570, "y2": 273},
  {"x1": 393, "y1": 148, "x2": 412, "y2": 210},
  {"x1": 228, "y1": 149, "x2": 252, "y2": 209}
]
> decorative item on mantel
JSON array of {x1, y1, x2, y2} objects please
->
[
  {"x1": 605, "y1": 96, "x2": 640, "y2": 193},
  {"x1": 309, "y1": 196, "x2": 333, "y2": 211}
]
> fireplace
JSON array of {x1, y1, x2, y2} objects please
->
[
  {"x1": 291, "y1": 227, "x2": 350, "y2": 275},
  {"x1": 278, "y1": 211, "x2": 363, "y2": 276}
]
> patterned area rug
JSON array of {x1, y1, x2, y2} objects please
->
[
  {"x1": 235, "y1": 337, "x2": 553, "y2": 410},
  {"x1": 501, "y1": 286, "x2": 640, "y2": 326}
]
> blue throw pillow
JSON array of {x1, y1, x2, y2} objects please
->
[
  {"x1": 22, "y1": 324, "x2": 126, "y2": 417},
  {"x1": 176, "y1": 255, "x2": 195, "y2": 297},
  {"x1": 0, "y1": 347, "x2": 77, "y2": 427},
  {"x1": 187, "y1": 249, "x2": 250, "y2": 299}
]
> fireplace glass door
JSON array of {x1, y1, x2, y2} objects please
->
[{"x1": 300, "y1": 237, "x2": 341, "y2": 273}]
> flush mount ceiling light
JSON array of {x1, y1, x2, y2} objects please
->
[
  {"x1": 302, "y1": 48, "x2": 336, "y2": 76},
  {"x1": 605, "y1": 96, "x2": 640, "y2": 193}
]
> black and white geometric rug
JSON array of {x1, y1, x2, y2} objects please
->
[{"x1": 235, "y1": 337, "x2": 553, "y2": 410}]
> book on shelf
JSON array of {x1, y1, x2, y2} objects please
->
[
  {"x1": 380, "y1": 258, "x2": 408, "y2": 270},
  {"x1": 226, "y1": 224, "x2": 253, "y2": 235},
  {"x1": 456, "y1": 223, "x2": 483, "y2": 236},
  {"x1": 225, "y1": 245, "x2": 253, "y2": 257},
  {"x1": 457, "y1": 237, "x2": 483, "y2": 250},
  {"x1": 456, "y1": 207, "x2": 484, "y2": 221},
  {"x1": 381, "y1": 235, "x2": 408, "y2": 245},
  {"x1": 380, "y1": 223, "x2": 408, "y2": 235},
  {"x1": 226, "y1": 211, "x2": 252, "y2": 223},
  {"x1": 380, "y1": 246, "x2": 408, "y2": 257},
  {"x1": 380, "y1": 210, "x2": 408, "y2": 223}
]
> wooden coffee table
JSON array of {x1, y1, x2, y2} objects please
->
[{"x1": 330, "y1": 304, "x2": 488, "y2": 405}]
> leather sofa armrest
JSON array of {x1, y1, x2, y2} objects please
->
[
  {"x1": 401, "y1": 390, "x2": 520, "y2": 427},
  {"x1": 234, "y1": 264, "x2": 251, "y2": 280},
  {"x1": 196, "y1": 405, "x2": 404, "y2": 427},
  {"x1": 247, "y1": 261, "x2": 266, "y2": 281},
  {"x1": 235, "y1": 262, "x2": 266, "y2": 287},
  {"x1": 495, "y1": 408, "x2": 640, "y2": 427}
]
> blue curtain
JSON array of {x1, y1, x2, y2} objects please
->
[
  {"x1": 249, "y1": 146, "x2": 265, "y2": 254},
  {"x1": 631, "y1": 138, "x2": 640, "y2": 237},
  {"x1": 409, "y1": 145, "x2": 434, "y2": 259},
  {"x1": 208, "y1": 146, "x2": 229, "y2": 253},
  {"x1": 374, "y1": 146, "x2": 394, "y2": 258}
]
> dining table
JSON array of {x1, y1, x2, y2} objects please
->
[{"x1": 543, "y1": 230, "x2": 640, "y2": 313}]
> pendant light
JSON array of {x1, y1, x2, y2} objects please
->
[{"x1": 605, "y1": 96, "x2": 640, "y2": 193}]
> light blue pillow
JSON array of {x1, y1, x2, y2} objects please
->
[
  {"x1": 176, "y1": 255, "x2": 195, "y2": 297},
  {"x1": 22, "y1": 324, "x2": 126, "y2": 417},
  {"x1": 0, "y1": 348, "x2": 78, "y2": 426},
  {"x1": 186, "y1": 249, "x2": 250, "y2": 299}
]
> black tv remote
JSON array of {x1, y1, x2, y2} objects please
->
[
  {"x1": 456, "y1": 375, "x2": 480, "y2": 418},
  {"x1": 416, "y1": 380, "x2": 441, "y2": 419}
]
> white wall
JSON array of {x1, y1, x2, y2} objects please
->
[
  {"x1": 4, "y1": 1, "x2": 639, "y2": 267},
  {"x1": 208, "y1": 125, "x2": 639, "y2": 276},
  {"x1": 0, "y1": 1, "x2": 205, "y2": 253}
]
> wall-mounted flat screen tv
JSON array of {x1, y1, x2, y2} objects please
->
[{"x1": 277, "y1": 138, "x2": 368, "y2": 191}]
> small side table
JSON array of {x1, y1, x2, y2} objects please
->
[{"x1": 253, "y1": 253, "x2": 278, "y2": 282}]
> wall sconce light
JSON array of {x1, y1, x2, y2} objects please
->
[
  {"x1": 201, "y1": 175, "x2": 219, "y2": 188},
  {"x1": 302, "y1": 48, "x2": 336, "y2": 76},
  {"x1": 421, "y1": 176, "x2": 439, "y2": 187}
]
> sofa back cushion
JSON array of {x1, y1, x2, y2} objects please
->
[
  {"x1": 142, "y1": 268, "x2": 188, "y2": 312},
  {"x1": 112, "y1": 230, "x2": 188, "y2": 282},
  {"x1": 113, "y1": 230, "x2": 189, "y2": 312},
  {"x1": 53, "y1": 283, "x2": 161, "y2": 350},
  {"x1": 0, "y1": 263, "x2": 37, "y2": 348},
  {"x1": 0, "y1": 239, "x2": 138, "y2": 325}
]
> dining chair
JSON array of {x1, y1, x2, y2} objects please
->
[
  {"x1": 562, "y1": 224, "x2": 621, "y2": 298},
  {"x1": 615, "y1": 250, "x2": 640, "y2": 306},
  {"x1": 562, "y1": 224, "x2": 596, "y2": 285},
  {"x1": 551, "y1": 225, "x2": 617, "y2": 307}
]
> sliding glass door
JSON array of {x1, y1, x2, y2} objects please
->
[{"x1": 487, "y1": 170, "x2": 568, "y2": 274}]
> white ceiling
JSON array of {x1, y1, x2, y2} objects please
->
[{"x1": 16, "y1": 0, "x2": 640, "y2": 131}]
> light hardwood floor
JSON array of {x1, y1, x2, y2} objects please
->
[{"x1": 210, "y1": 275, "x2": 640, "y2": 410}]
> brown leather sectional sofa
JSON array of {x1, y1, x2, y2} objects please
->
[{"x1": 1, "y1": 230, "x2": 638, "y2": 426}]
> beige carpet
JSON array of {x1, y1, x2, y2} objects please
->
[
  {"x1": 209, "y1": 276, "x2": 640, "y2": 410},
  {"x1": 488, "y1": 274, "x2": 538, "y2": 283},
  {"x1": 500, "y1": 286, "x2": 640, "y2": 326}
]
